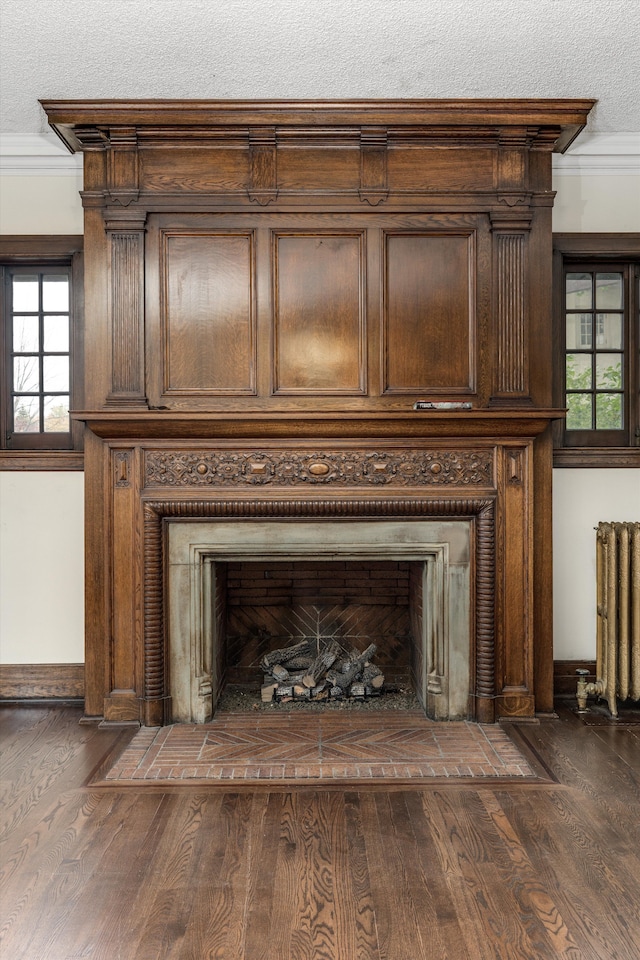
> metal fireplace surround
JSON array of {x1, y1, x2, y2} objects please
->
[{"x1": 41, "y1": 98, "x2": 594, "y2": 725}]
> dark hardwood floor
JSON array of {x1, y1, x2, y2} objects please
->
[{"x1": 1, "y1": 703, "x2": 639, "y2": 960}]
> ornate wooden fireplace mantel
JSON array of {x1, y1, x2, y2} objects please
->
[{"x1": 42, "y1": 99, "x2": 594, "y2": 725}]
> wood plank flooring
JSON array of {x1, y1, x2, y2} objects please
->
[{"x1": 1, "y1": 703, "x2": 639, "y2": 960}]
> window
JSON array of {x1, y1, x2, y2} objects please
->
[
  {"x1": 0, "y1": 237, "x2": 83, "y2": 469},
  {"x1": 553, "y1": 234, "x2": 640, "y2": 467}
]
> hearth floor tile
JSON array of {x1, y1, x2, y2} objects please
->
[{"x1": 99, "y1": 711, "x2": 539, "y2": 783}]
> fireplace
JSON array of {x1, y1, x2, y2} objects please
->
[
  {"x1": 168, "y1": 519, "x2": 471, "y2": 721},
  {"x1": 42, "y1": 98, "x2": 594, "y2": 725}
]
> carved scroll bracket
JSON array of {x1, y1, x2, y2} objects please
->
[
  {"x1": 106, "y1": 127, "x2": 140, "y2": 207},
  {"x1": 496, "y1": 126, "x2": 538, "y2": 194},
  {"x1": 248, "y1": 126, "x2": 278, "y2": 205},
  {"x1": 497, "y1": 126, "x2": 539, "y2": 148},
  {"x1": 72, "y1": 126, "x2": 109, "y2": 150},
  {"x1": 490, "y1": 208, "x2": 533, "y2": 232},
  {"x1": 359, "y1": 127, "x2": 389, "y2": 205},
  {"x1": 72, "y1": 127, "x2": 109, "y2": 207},
  {"x1": 103, "y1": 207, "x2": 148, "y2": 233}
]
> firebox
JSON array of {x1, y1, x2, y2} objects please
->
[{"x1": 168, "y1": 520, "x2": 471, "y2": 722}]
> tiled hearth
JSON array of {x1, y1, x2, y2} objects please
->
[{"x1": 99, "y1": 712, "x2": 538, "y2": 785}]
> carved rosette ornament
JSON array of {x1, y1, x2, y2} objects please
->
[{"x1": 144, "y1": 449, "x2": 494, "y2": 488}]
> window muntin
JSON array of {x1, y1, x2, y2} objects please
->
[
  {"x1": 564, "y1": 270, "x2": 625, "y2": 432},
  {"x1": 8, "y1": 268, "x2": 72, "y2": 438}
]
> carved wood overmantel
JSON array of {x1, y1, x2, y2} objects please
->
[{"x1": 42, "y1": 99, "x2": 594, "y2": 724}]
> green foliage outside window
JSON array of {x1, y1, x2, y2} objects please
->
[{"x1": 565, "y1": 355, "x2": 623, "y2": 430}]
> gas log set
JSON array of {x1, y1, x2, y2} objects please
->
[{"x1": 260, "y1": 638, "x2": 385, "y2": 704}]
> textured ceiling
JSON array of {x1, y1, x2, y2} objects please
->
[{"x1": 0, "y1": 0, "x2": 638, "y2": 136}]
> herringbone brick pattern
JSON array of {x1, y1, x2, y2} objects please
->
[
  {"x1": 101, "y1": 713, "x2": 537, "y2": 784},
  {"x1": 226, "y1": 603, "x2": 412, "y2": 669}
]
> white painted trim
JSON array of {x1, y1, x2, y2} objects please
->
[
  {"x1": 0, "y1": 134, "x2": 83, "y2": 176},
  {"x1": 553, "y1": 133, "x2": 640, "y2": 177}
]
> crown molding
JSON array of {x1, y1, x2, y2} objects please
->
[
  {"x1": 553, "y1": 133, "x2": 640, "y2": 176},
  {"x1": 0, "y1": 133, "x2": 83, "y2": 176}
]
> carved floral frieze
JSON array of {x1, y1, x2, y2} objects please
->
[{"x1": 144, "y1": 449, "x2": 494, "y2": 488}]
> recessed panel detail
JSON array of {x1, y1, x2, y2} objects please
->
[
  {"x1": 384, "y1": 233, "x2": 474, "y2": 394},
  {"x1": 274, "y1": 233, "x2": 366, "y2": 394},
  {"x1": 163, "y1": 232, "x2": 255, "y2": 394}
]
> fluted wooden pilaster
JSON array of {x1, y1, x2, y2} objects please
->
[
  {"x1": 490, "y1": 219, "x2": 533, "y2": 406},
  {"x1": 106, "y1": 226, "x2": 147, "y2": 406}
]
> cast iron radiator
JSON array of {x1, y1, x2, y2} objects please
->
[{"x1": 580, "y1": 522, "x2": 640, "y2": 717}]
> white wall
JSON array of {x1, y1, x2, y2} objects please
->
[
  {"x1": 553, "y1": 470, "x2": 640, "y2": 660},
  {"x1": 0, "y1": 171, "x2": 86, "y2": 665},
  {"x1": 0, "y1": 472, "x2": 84, "y2": 663},
  {"x1": 552, "y1": 172, "x2": 640, "y2": 233},
  {"x1": 0, "y1": 168, "x2": 638, "y2": 664},
  {"x1": 0, "y1": 172, "x2": 84, "y2": 235}
]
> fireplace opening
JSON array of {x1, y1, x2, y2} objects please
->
[
  {"x1": 168, "y1": 519, "x2": 472, "y2": 722},
  {"x1": 216, "y1": 558, "x2": 415, "y2": 705}
]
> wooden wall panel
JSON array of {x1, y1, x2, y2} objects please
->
[
  {"x1": 273, "y1": 233, "x2": 366, "y2": 394},
  {"x1": 277, "y1": 147, "x2": 360, "y2": 192},
  {"x1": 387, "y1": 148, "x2": 495, "y2": 193},
  {"x1": 384, "y1": 233, "x2": 474, "y2": 393},
  {"x1": 162, "y1": 233, "x2": 255, "y2": 395},
  {"x1": 140, "y1": 147, "x2": 250, "y2": 194}
]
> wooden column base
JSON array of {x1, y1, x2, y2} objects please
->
[
  {"x1": 475, "y1": 696, "x2": 496, "y2": 724},
  {"x1": 103, "y1": 692, "x2": 140, "y2": 723},
  {"x1": 495, "y1": 692, "x2": 536, "y2": 719},
  {"x1": 143, "y1": 697, "x2": 172, "y2": 727}
]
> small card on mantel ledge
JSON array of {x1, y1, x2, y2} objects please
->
[{"x1": 413, "y1": 401, "x2": 473, "y2": 411}]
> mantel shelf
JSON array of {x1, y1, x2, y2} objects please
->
[{"x1": 74, "y1": 409, "x2": 564, "y2": 441}]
